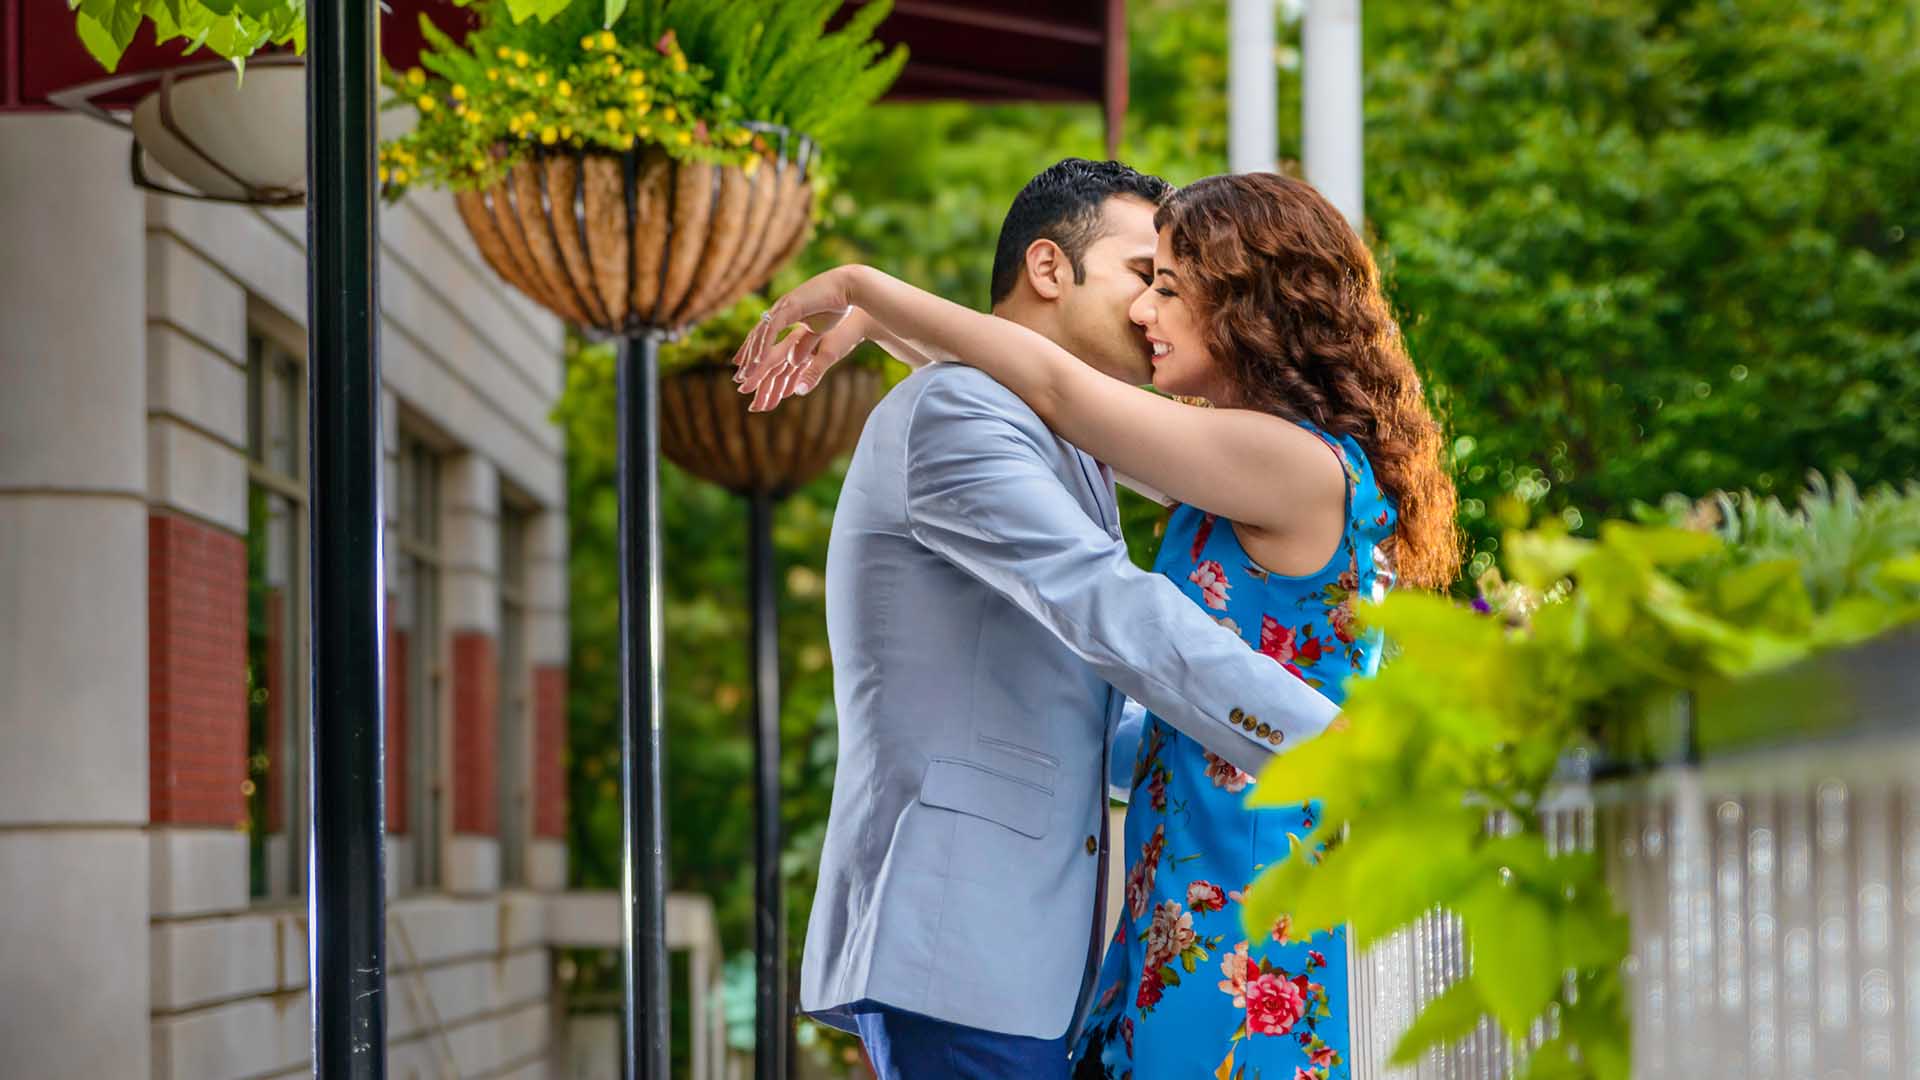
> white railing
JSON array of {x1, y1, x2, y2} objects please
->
[{"x1": 1348, "y1": 627, "x2": 1920, "y2": 1078}]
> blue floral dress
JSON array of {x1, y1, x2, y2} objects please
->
[{"x1": 1072, "y1": 424, "x2": 1396, "y2": 1080}]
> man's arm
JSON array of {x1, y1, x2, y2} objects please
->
[{"x1": 901, "y1": 371, "x2": 1339, "y2": 774}]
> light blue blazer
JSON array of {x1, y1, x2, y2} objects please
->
[{"x1": 799, "y1": 365, "x2": 1340, "y2": 1041}]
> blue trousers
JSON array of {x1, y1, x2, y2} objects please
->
[{"x1": 853, "y1": 1003, "x2": 1069, "y2": 1080}]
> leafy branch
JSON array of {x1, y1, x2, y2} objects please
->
[
  {"x1": 69, "y1": 0, "x2": 306, "y2": 73},
  {"x1": 1241, "y1": 475, "x2": 1920, "y2": 1077}
]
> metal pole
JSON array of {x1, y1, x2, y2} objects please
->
[
  {"x1": 618, "y1": 332, "x2": 672, "y2": 1080},
  {"x1": 1302, "y1": 0, "x2": 1365, "y2": 226},
  {"x1": 749, "y1": 490, "x2": 788, "y2": 1080},
  {"x1": 305, "y1": 0, "x2": 386, "y2": 1073},
  {"x1": 1228, "y1": 0, "x2": 1277, "y2": 174}
]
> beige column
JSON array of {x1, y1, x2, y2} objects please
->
[{"x1": 0, "y1": 114, "x2": 153, "y2": 1079}]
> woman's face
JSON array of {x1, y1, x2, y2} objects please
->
[{"x1": 1130, "y1": 229, "x2": 1224, "y2": 400}]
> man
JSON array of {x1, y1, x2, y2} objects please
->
[{"x1": 763, "y1": 160, "x2": 1341, "y2": 1077}]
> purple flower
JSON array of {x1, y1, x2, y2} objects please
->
[{"x1": 1472, "y1": 597, "x2": 1494, "y2": 614}]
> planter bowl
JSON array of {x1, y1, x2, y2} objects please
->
[
  {"x1": 455, "y1": 138, "x2": 815, "y2": 336},
  {"x1": 130, "y1": 64, "x2": 307, "y2": 205},
  {"x1": 659, "y1": 364, "x2": 883, "y2": 496}
]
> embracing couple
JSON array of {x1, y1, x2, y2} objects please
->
[{"x1": 731, "y1": 159, "x2": 1459, "y2": 1079}]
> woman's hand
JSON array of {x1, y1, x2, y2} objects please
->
[{"x1": 732, "y1": 267, "x2": 871, "y2": 412}]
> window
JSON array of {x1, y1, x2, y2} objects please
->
[
  {"x1": 394, "y1": 431, "x2": 445, "y2": 890},
  {"x1": 245, "y1": 331, "x2": 307, "y2": 901},
  {"x1": 498, "y1": 500, "x2": 533, "y2": 885}
]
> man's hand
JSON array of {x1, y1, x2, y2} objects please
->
[{"x1": 732, "y1": 267, "x2": 872, "y2": 412}]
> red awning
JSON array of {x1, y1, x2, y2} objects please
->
[{"x1": 1, "y1": 0, "x2": 1125, "y2": 137}]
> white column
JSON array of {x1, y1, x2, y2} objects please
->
[
  {"x1": 1228, "y1": 0, "x2": 1278, "y2": 174},
  {"x1": 0, "y1": 114, "x2": 153, "y2": 1079},
  {"x1": 1302, "y1": 0, "x2": 1365, "y2": 226}
]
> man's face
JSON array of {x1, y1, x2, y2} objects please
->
[{"x1": 1055, "y1": 196, "x2": 1159, "y2": 385}]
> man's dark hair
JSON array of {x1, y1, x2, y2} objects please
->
[{"x1": 988, "y1": 158, "x2": 1172, "y2": 307}]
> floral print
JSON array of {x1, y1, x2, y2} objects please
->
[{"x1": 1072, "y1": 425, "x2": 1394, "y2": 1080}]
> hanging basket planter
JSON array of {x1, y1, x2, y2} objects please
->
[
  {"x1": 46, "y1": 55, "x2": 308, "y2": 207},
  {"x1": 657, "y1": 363, "x2": 883, "y2": 497},
  {"x1": 452, "y1": 131, "x2": 816, "y2": 337}
]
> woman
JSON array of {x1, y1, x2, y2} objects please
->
[{"x1": 736, "y1": 172, "x2": 1458, "y2": 1079}]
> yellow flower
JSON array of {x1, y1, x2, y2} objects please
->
[
  {"x1": 597, "y1": 30, "x2": 616, "y2": 50},
  {"x1": 467, "y1": 110, "x2": 483, "y2": 126},
  {"x1": 630, "y1": 99, "x2": 651, "y2": 117},
  {"x1": 513, "y1": 50, "x2": 529, "y2": 68},
  {"x1": 416, "y1": 94, "x2": 436, "y2": 112},
  {"x1": 454, "y1": 103, "x2": 467, "y2": 117},
  {"x1": 486, "y1": 68, "x2": 499, "y2": 81},
  {"x1": 559, "y1": 125, "x2": 573, "y2": 140},
  {"x1": 742, "y1": 155, "x2": 759, "y2": 175},
  {"x1": 540, "y1": 126, "x2": 558, "y2": 145},
  {"x1": 627, "y1": 69, "x2": 646, "y2": 86},
  {"x1": 379, "y1": 165, "x2": 391, "y2": 183},
  {"x1": 473, "y1": 158, "x2": 488, "y2": 172},
  {"x1": 451, "y1": 84, "x2": 468, "y2": 101},
  {"x1": 557, "y1": 80, "x2": 572, "y2": 98},
  {"x1": 672, "y1": 54, "x2": 687, "y2": 73},
  {"x1": 534, "y1": 71, "x2": 548, "y2": 87},
  {"x1": 405, "y1": 67, "x2": 425, "y2": 87},
  {"x1": 625, "y1": 134, "x2": 638, "y2": 149},
  {"x1": 580, "y1": 34, "x2": 597, "y2": 50},
  {"x1": 604, "y1": 108, "x2": 623, "y2": 127},
  {"x1": 508, "y1": 116, "x2": 523, "y2": 133},
  {"x1": 496, "y1": 46, "x2": 511, "y2": 60},
  {"x1": 636, "y1": 124, "x2": 652, "y2": 139},
  {"x1": 675, "y1": 130, "x2": 691, "y2": 146},
  {"x1": 662, "y1": 106, "x2": 677, "y2": 123},
  {"x1": 392, "y1": 169, "x2": 409, "y2": 184},
  {"x1": 521, "y1": 111, "x2": 538, "y2": 127},
  {"x1": 506, "y1": 74, "x2": 520, "y2": 88}
]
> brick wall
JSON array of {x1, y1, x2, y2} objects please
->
[
  {"x1": 451, "y1": 631, "x2": 498, "y2": 836},
  {"x1": 532, "y1": 665, "x2": 567, "y2": 839},
  {"x1": 148, "y1": 512, "x2": 247, "y2": 827},
  {"x1": 387, "y1": 595, "x2": 408, "y2": 834}
]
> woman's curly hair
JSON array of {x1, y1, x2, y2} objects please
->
[{"x1": 1155, "y1": 172, "x2": 1460, "y2": 590}]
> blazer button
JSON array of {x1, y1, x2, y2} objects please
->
[
  {"x1": 1085, "y1": 835, "x2": 1098, "y2": 855},
  {"x1": 1241, "y1": 714, "x2": 1258, "y2": 731},
  {"x1": 1268, "y1": 730, "x2": 1285, "y2": 745},
  {"x1": 1255, "y1": 721, "x2": 1272, "y2": 738},
  {"x1": 1230, "y1": 707, "x2": 1245, "y2": 723}
]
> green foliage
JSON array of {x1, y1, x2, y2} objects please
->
[
  {"x1": 68, "y1": 0, "x2": 305, "y2": 73},
  {"x1": 377, "y1": 0, "x2": 903, "y2": 196},
  {"x1": 1363, "y1": 0, "x2": 1920, "y2": 576},
  {"x1": 1241, "y1": 476, "x2": 1920, "y2": 1076}
]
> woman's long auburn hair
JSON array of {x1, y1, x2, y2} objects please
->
[{"x1": 1155, "y1": 172, "x2": 1460, "y2": 590}]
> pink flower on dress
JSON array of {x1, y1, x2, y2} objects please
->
[
  {"x1": 1217, "y1": 942, "x2": 1251, "y2": 1007},
  {"x1": 1307, "y1": 950, "x2": 1327, "y2": 969},
  {"x1": 1187, "y1": 880, "x2": 1227, "y2": 913},
  {"x1": 1245, "y1": 971, "x2": 1307, "y2": 1036},
  {"x1": 1125, "y1": 825, "x2": 1166, "y2": 920},
  {"x1": 1135, "y1": 965, "x2": 1165, "y2": 1010},
  {"x1": 1296, "y1": 1068, "x2": 1326, "y2": 1080},
  {"x1": 1121, "y1": 1017, "x2": 1134, "y2": 1057},
  {"x1": 1310, "y1": 1044, "x2": 1339, "y2": 1067},
  {"x1": 1097, "y1": 979, "x2": 1121, "y2": 1012},
  {"x1": 1204, "y1": 751, "x2": 1253, "y2": 793},
  {"x1": 1330, "y1": 599, "x2": 1358, "y2": 644},
  {"x1": 1148, "y1": 771, "x2": 1167, "y2": 812},
  {"x1": 1190, "y1": 560, "x2": 1231, "y2": 610},
  {"x1": 1336, "y1": 561, "x2": 1360, "y2": 593},
  {"x1": 1271, "y1": 913, "x2": 1293, "y2": 944},
  {"x1": 1144, "y1": 900, "x2": 1196, "y2": 968},
  {"x1": 1191, "y1": 513, "x2": 1218, "y2": 562}
]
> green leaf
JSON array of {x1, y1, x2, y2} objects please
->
[
  {"x1": 1600, "y1": 522, "x2": 1724, "y2": 567},
  {"x1": 74, "y1": 12, "x2": 127, "y2": 70},
  {"x1": 1456, "y1": 879, "x2": 1561, "y2": 1039},
  {"x1": 1389, "y1": 976, "x2": 1488, "y2": 1064},
  {"x1": 603, "y1": 0, "x2": 626, "y2": 28},
  {"x1": 1238, "y1": 828, "x2": 1349, "y2": 941}
]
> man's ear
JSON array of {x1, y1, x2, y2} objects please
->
[{"x1": 1023, "y1": 238, "x2": 1068, "y2": 301}]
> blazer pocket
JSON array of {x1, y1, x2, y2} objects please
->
[{"x1": 918, "y1": 757, "x2": 1054, "y2": 840}]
